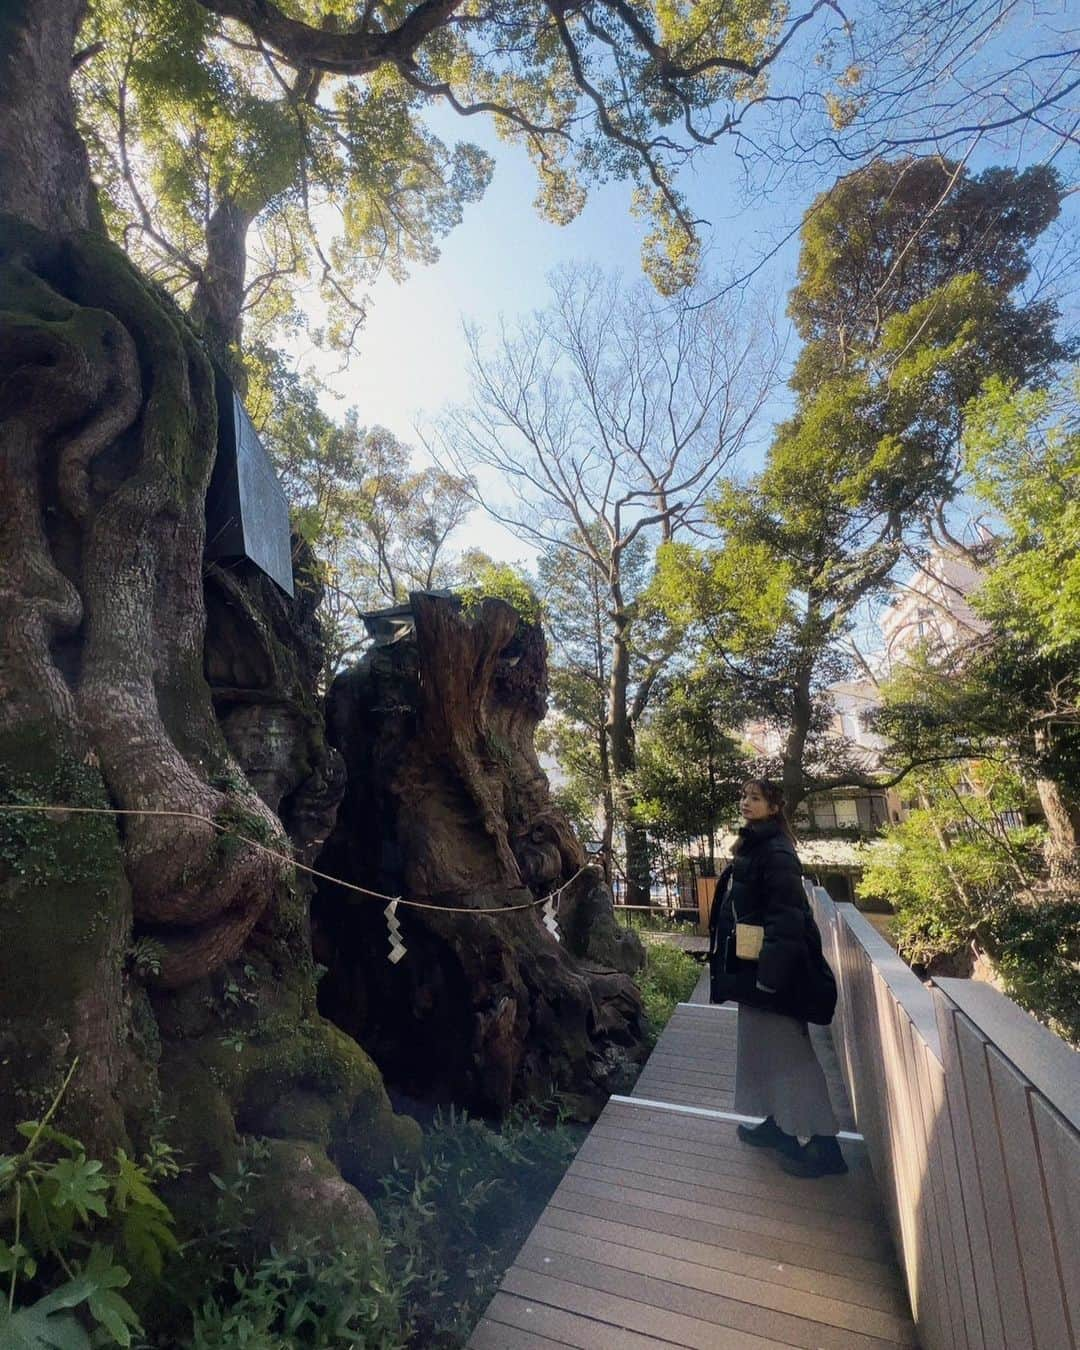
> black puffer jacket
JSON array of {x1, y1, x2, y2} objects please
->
[{"x1": 708, "y1": 818, "x2": 836, "y2": 1024}]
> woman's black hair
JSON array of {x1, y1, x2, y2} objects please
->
[{"x1": 734, "y1": 778, "x2": 799, "y2": 853}]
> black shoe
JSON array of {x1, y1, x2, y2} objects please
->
[
  {"x1": 736, "y1": 1116, "x2": 799, "y2": 1158},
  {"x1": 779, "y1": 1134, "x2": 849, "y2": 1178}
]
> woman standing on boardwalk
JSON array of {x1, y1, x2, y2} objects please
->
[{"x1": 708, "y1": 779, "x2": 845, "y2": 1178}]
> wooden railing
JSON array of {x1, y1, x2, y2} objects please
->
[{"x1": 808, "y1": 884, "x2": 1080, "y2": 1350}]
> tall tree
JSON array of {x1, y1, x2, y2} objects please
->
[
  {"x1": 269, "y1": 408, "x2": 474, "y2": 679},
  {"x1": 656, "y1": 158, "x2": 1067, "y2": 812},
  {"x1": 535, "y1": 529, "x2": 658, "y2": 878},
  {"x1": 438, "y1": 263, "x2": 776, "y2": 901},
  {"x1": 74, "y1": 0, "x2": 493, "y2": 379},
  {"x1": 966, "y1": 375, "x2": 1080, "y2": 877}
]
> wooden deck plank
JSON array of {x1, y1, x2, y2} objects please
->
[
  {"x1": 624, "y1": 1084, "x2": 738, "y2": 1110},
  {"x1": 574, "y1": 1136, "x2": 880, "y2": 1217},
  {"x1": 567, "y1": 1159, "x2": 892, "y2": 1247},
  {"x1": 515, "y1": 1244, "x2": 907, "y2": 1350},
  {"x1": 589, "y1": 1110, "x2": 871, "y2": 1164},
  {"x1": 468, "y1": 988, "x2": 915, "y2": 1350},
  {"x1": 554, "y1": 1173, "x2": 895, "y2": 1265},
  {"x1": 633, "y1": 1062, "x2": 738, "y2": 1086},
  {"x1": 470, "y1": 1315, "x2": 575, "y2": 1349},
  {"x1": 537, "y1": 1206, "x2": 912, "y2": 1316},
  {"x1": 557, "y1": 1139, "x2": 886, "y2": 1237},
  {"x1": 523, "y1": 1224, "x2": 918, "y2": 1344},
  {"x1": 633, "y1": 1003, "x2": 856, "y2": 1131},
  {"x1": 632, "y1": 1071, "x2": 737, "y2": 1093},
  {"x1": 501, "y1": 1268, "x2": 796, "y2": 1350},
  {"x1": 551, "y1": 1178, "x2": 902, "y2": 1288},
  {"x1": 482, "y1": 1292, "x2": 683, "y2": 1349},
  {"x1": 635, "y1": 1049, "x2": 737, "y2": 1070}
]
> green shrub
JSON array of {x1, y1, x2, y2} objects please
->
[
  {"x1": 635, "y1": 942, "x2": 700, "y2": 1041},
  {"x1": 986, "y1": 892, "x2": 1080, "y2": 1045},
  {"x1": 188, "y1": 1237, "x2": 405, "y2": 1349},
  {"x1": 623, "y1": 908, "x2": 696, "y2": 934},
  {"x1": 375, "y1": 1102, "x2": 582, "y2": 1347},
  {"x1": 857, "y1": 766, "x2": 1079, "y2": 1045}
]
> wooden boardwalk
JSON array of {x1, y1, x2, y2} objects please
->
[{"x1": 469, "y1": 977, "x2": 916, "y2": 1348}]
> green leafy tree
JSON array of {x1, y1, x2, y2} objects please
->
[
  {"x1": 655, "y1": 158, "x2": 1066, "y2": 812},
  {"x1": 266, "y1": 408, "x2": 473, "y2": 677},
  {"x1": 455, "y1": 552, "x2": 542, "y2": 628},
  {"x1": 879, "y1": 371, "x2": 1080, "y2": 878},
  {"x1": 788, "y1": 158, "x2": 1063, "y2": 386},
  {"x1": 75, "y1": 0, "x2": 493, "y2": 377},
  {"x1": 966, "y1": 371, "x2": 1080, "y2": 878},
  {"x1": 534, "y1": 529, "x2": 662, "y2": 878},
  {"x1": 635, "y1": 670, "x2": 748, "y2": 874}
]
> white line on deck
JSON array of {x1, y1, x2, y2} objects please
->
[
  {"x1": 609, "y1": 1094, "x2": 864, "y2": 1141},
  {"x1": 676, "y1": 1001, "x2": 736, "y2": 1010}
]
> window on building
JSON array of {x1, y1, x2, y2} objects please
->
[
  {"x1": 834, "y1": 798, "x2": 859, "y2": 828},
  {"x1": 811, "y1": 799, "x2": 837, "y2": 830}
]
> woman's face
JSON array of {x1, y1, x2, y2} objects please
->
[{"x1": 740, "y1": 783, "x2": 777, "y2": 823}]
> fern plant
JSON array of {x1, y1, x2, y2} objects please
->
[{"x1": 0, "y1": 1060, "x2": 179, "y2": 1348}]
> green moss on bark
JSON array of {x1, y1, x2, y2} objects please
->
[{"x1": 0, "y1": 723, "x2": 138, "y2": 1145}]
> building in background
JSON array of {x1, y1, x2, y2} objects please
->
[{"x1": 879, "y1": 547, "x2": 989, "y2": 671}]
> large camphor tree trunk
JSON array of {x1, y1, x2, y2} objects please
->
[
  {"x1": 0, "y1": 0, "x2": 416, "y2": 1237},
  {"x1": 318, "y1": 596, "x2": 646, "y2": 1120}
]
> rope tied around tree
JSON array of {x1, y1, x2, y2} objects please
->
[{"x1": 0, "y1": 802, "x2": 595, "y2": 916}]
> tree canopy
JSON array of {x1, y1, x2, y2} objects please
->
[{"x1": 653, "y1": 156, "x2": 1067, "y2": 809}]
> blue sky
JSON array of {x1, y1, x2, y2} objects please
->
[
  {"x1": 294, "y1": 27, "x2": 1079, "y2": 569},
  {"x1": 301, "y1": 113, "x2": 811, "y2": 564}
]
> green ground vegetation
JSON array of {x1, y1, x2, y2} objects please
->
[
  {"x1": 635, "y1": 942, "x2": 702, "y2": 1044},
  {"x1": 1, "y1": 1075, "x2": 582, "y2": 1350}
]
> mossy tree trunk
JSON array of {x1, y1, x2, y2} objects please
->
[{"x1": 0, "y1": 3, "x2": 415, "y2": 1234}]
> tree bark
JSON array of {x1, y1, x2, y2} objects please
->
[
  {"x1": 0, "y1": 0, "x2": 100, "y2": 235},
  {"x1": 608, "y1": 601, "x2": 650, "y2": 905},
  {"x1": 781, "y1": 656, "x2": 815, "y2": 814},
  {"x1": 318, "y1": 597, "x2": 646, "y2": 1119},
  {"x1": 1033, "y1": 727, "x2": 1080, "y2": 883},
  {"x1": 0, "y1": 9, "x2": 417, "y2": 1224},
  {"x1": 189, "y1": 194, "x2": 255, "y2": 388}
]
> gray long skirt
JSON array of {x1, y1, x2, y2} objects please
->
[{"x1": 734, "y1": 1005, "x2": 838, "y2": 1139}]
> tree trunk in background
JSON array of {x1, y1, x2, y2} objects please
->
[
  {"x1": 0, "y1": 0, "x2": 100, "y2": 236},
  {"x1": 318, "y1": 596, "x2": 646, "y2": 1120},
  {"x1": 189, "y1": 195, "x2": 254, "y2": 389},
  {"x1": 608, "y1": 603, "x2": 650, "y2": 905},
  {"x1": 781, "y1": 659, "x2": 815, "y2": 816},
  {"x1": 1033, "y1": 757, "x2": 1080, "y2": 885},
  {"x1": 599, "y1": 731, "x2": 616, "y2": 885}
]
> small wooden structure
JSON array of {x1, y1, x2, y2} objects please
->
[{"x1": 694, "y1": 874, "x2": 718, "y2": 936}]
